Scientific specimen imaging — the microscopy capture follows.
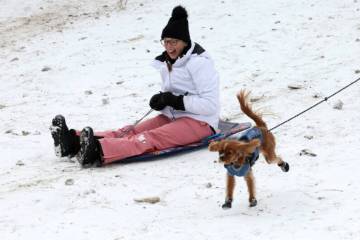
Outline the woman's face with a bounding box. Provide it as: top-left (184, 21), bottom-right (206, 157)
top-left (161, 38), bottom-right (188, 60)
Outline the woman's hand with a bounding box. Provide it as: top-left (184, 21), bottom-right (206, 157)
top-left (149, 92), bottom-right (185, 111)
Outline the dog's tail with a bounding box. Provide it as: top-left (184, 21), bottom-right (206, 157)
top-left (237, 90), bottom-right (267, 129)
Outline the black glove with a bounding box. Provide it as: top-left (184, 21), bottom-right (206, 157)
top-left (149, 93), bottom-right (166, 111)
top-left (149, 92), bottom-right (185, 111)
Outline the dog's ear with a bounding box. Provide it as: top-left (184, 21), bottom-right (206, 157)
top-left (243, 139), bottom-right (261, 154)
top-left (208, 141), bottom-right (221, 152)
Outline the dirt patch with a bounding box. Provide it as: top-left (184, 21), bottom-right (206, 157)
top-left (0, 0), bottom-right (127, 50)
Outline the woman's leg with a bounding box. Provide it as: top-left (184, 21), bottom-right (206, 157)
top-left (93, 114), bottom-right (171, 138)
top-left (100, 117), bottom-right (213, 164)
top-left (70, 114), bottom-right (172, 162)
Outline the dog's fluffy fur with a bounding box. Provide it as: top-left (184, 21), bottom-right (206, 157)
top-left (209, 90), bottom-right (289, 209)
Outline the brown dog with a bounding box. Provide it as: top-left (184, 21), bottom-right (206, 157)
top-left (209, 90), bottom-right (289, 209)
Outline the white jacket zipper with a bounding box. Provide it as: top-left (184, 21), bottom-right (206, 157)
top-left (168, 68), bottom-right (175, 120)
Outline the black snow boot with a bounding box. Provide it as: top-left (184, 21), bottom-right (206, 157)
top-left (50, 115), bottom-right (71, 157)
top-left (50, 115), bottom-right (80, 157)
top-left (77, 127), bottom-right (103, 167)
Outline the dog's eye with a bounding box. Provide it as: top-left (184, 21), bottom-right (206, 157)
top-left (219, 152), bottom-right (225, 158)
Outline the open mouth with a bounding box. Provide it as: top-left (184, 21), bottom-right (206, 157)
top-left (167, 49), bottom-right (177, 58)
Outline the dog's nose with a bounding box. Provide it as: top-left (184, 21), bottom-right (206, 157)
top-left (218, 153), bottom-right (225, 162)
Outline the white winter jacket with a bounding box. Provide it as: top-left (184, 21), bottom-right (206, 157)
top-left (152, 42), bottom-right (220, 129)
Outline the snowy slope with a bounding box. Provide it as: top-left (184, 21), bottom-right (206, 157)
top-left (1, 0), bottom-right (360, 239)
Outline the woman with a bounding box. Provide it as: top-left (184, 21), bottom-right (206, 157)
top-left (50, 5), bottom-right (220, 167)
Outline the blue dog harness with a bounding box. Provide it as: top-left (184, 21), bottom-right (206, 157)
top-left (224, 127), bottom-right (263, 177)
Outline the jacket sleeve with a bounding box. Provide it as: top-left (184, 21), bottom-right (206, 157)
top-left (183, 56), bottom-right (220, 115)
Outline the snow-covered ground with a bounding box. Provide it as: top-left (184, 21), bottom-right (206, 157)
top-left (1, 0), bottom-right (360, 239)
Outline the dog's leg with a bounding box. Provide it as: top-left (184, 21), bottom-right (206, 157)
top-left (245, 169), bottom-right (257, 207)
top-left (261, 131), bottom-right (289, 171)
top-left (263, 151), bottom-right (290, 172)
top-left (263, 148), bottom-right (280, 165)
top-left (222, 174), bottom-right (235, 209)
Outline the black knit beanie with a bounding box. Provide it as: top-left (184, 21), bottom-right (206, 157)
top-left (161, 6), bottom-right (191, 43)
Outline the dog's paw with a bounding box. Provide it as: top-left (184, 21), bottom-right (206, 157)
top-left (222, 199), bottom-right (232, 209)
top-left (249, 198), bottom-right (257, 207)
top-left (278, 161), bottom-right (290, 172)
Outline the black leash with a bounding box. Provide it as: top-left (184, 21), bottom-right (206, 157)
top-left (269, 77), bottom-right (360, 132)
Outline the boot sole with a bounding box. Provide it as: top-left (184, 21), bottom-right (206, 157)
top-left (50, 115), bottom-right (69, 157)
top-left (78, 127), bottom-right (95, 166)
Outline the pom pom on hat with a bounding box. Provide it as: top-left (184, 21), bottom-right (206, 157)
top-left (171, 5), bottom-right (188, 20)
